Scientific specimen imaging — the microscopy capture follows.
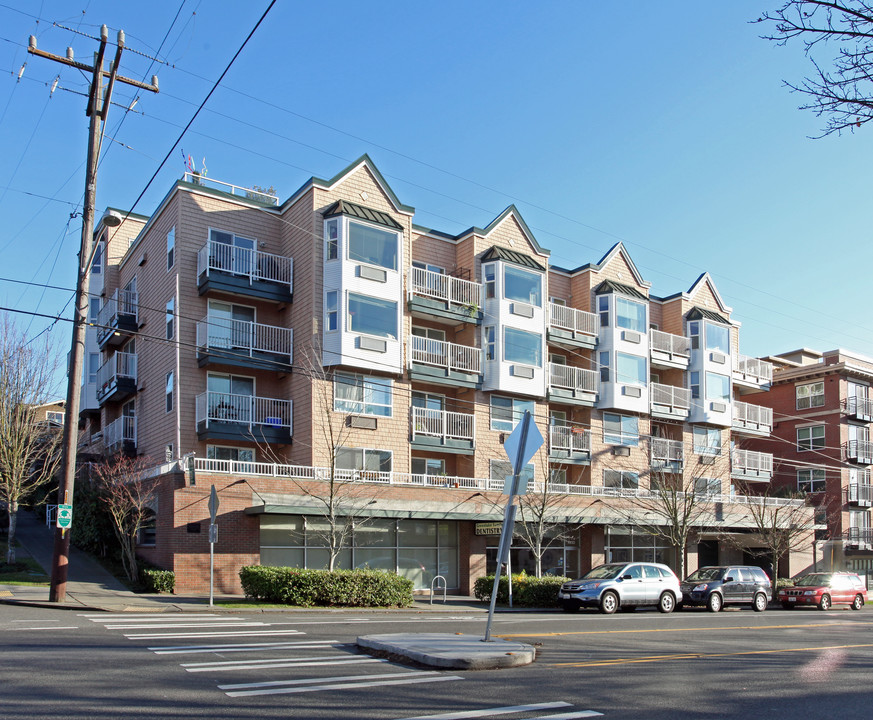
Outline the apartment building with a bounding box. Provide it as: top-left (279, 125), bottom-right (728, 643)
top-left (78, 155), bottom-right (814, 594)
top-left (749, 348), bottom-right (873, 578)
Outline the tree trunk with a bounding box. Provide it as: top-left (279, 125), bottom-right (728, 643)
top-left (5, 501), bottom-right (18, 564)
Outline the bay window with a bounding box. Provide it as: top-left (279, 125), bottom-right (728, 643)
top-left (705, 322), bottom-right (730, 353)
top-left (616, 297), bottom-right (646, 332)
top-left (616, 352), bottom-right (647, 386)
top-left (705, 372), bottom-right (730, 403)
top-left (504, 265), bottom-right (542, 306)
top-left (504, 327), bottom-right (542, 367)
top-left (348, 293), bottom-right (397, 338)
top-left (348, 220), bottom-right (398, 270)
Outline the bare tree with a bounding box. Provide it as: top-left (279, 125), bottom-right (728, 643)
top-left (722, 482), bottom-right (819, 583)
top-left (756, 1), bottom-right (873, 135)
top-left (514, 455), bottom-right (574, 577)
top-left (0, 318), bottom-right (63, 564)
top-left (91, 454), bottom-right (159, 582)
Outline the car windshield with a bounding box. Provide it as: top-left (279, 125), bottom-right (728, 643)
top-left (581, 564), bottom-right (626, 580)
top-left (794, 574), bottom-right (831, 587)
top-left (685, 567), bottom-right (725, 582)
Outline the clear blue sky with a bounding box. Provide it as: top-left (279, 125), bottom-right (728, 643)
top-left (1, 0), bottom-right (871, 379)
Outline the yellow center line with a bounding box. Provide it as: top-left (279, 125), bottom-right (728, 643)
top-left (497, 621), bottom-right (867, 639)
top-left (550, 642), bottom-right (873, 668)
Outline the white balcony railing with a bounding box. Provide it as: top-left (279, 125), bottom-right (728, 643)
top-left (733, 354), bottom-right (773, 385)
top-left (848, 440), bottom-right (873, 463)
top-left (649, 329), bottom-right (690, 359)
top-left (848, 480), bottom-right (873, 505)
top-left (411, 406), bottom-right (474, 443)
top-left (197, 240), bottom-right (292, 290)
top-left (182, 172), bottom-right (279, 205)
top-left (104, 415), bottom-right (136, 450)
top-left (650, 437), bottom-right (684, 465)
top-left (549, 363), bottom-right (598, 394)
top-left (650, 383), bottom-right (691, 410)
top-left (847, 527), bottom-right (873, 547)
top-left (408, 335), bottom-right (481, 375)
top-left (409, 267), bottom-right (482, 310)
top-left (548, 302), bottom-right (597, 337)
top-left (96, 288), bottom-right (138, 343)
top-left (549, 425), bottom-right (591, 454)
top-left (846, 395), bottom-right (873, 419)
top-left (96, 351), bottom-right (137, 391)
top-left (195, 391), bottom-right (292, 430)
top-left (732, 400), bottom-right (773, 434)
top-left (196, 316), bottom-right (293, 360)
top-left (731, 449), bottom-right (773, 478)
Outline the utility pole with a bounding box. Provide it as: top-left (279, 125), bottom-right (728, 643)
top-left (28, 25), bottom-right (158, 602)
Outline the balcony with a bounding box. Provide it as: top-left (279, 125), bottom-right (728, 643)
top-left (548, 425), bottom-right (591, 464)
top-left (95, 352), bottom-right (137, 405)
top-left (731, 449), bottom-right (773, 482)
top-left (848, 476), bottom-right (873, 507)
top-left (732, 400), bottom-right (773, 436)
top-left (732, 354), bottom-right (773, 392)
top-left (845, 395), bottom-right (873, 422)
top-left (649, 330), bottom-right (690, 370)
top-left (548, 363), bottom-right (598, 407)
top-left (650, 383), bottom-right (691, 420)
top-left (846, 526), bottom-right (873, 550)
top-left (197, 240), bottom-right (293, 302)
top-left (96, 289), bottom-right (138, 349)
top-left (410, 406), bottom-right (475, 454)
top-left (407, 335), bottom-right (482, 389)
top-left (196, 316), bottom-right (293, 372)
top-left (547, 302), bottom-right (597, 349)
top-left (407, 267), bottom-right (483, 325)
top-left (104, 415), bottom-right (136, 455)
top-left (650, 437), bottom-right (684, 474)
top-left (847, 440), bottom-right (873, 465)
top-left (195, 391), bottom-right (292, 444)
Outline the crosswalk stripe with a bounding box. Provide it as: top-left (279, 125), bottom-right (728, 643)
top-left (106, 622), bottom-right (268, 630)
top-left (81, 614), bottom-right (224, 620)
top-left (182, 653), bottom-right (363, 667)
top-left (219, 670), bottom-right (439, 691)
top-left (150, 641), bottom-right (341, 655)
top-left (124, 629), bottom-right (305, 640)
top-left (225, 674), bottom-right (462, 697)
top-left (516, 712), bottom-right (603, 720)
top-left (394, 702), bottom-right (574, 720)
top-left (186, 658), bottom-right (386, 673)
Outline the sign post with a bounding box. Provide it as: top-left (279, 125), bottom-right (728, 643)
top-left (208, 485), bottom-right (219, 607)
top-left (484, 411), bottom-right (543, 642)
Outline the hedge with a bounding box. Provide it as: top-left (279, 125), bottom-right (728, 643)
top-left (239, 566), bottom-right (414, 607)
top-left (141, 568), bottom-right (175, 594)
top-left (474, 573), bottom-right (569, 608)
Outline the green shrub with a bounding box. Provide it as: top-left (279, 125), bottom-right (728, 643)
top-left (141, 568), bottom-right (175, 594)
top-left (474, 573), bottom-right (568, 607)
top-left (238, 566), bottom-right (414, 607)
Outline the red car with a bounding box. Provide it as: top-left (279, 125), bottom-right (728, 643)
top-left (779, 572), bottom-right (867, 611)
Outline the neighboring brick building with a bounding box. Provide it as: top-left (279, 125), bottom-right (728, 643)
top-left (750, 348), bottom-right (873, 580)
top-left (78, 155), bottom-right (814, 594)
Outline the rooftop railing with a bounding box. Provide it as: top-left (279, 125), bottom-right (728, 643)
top-left (183, 172), bottom-right (279, 205)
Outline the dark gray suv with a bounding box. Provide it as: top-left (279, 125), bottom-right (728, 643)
top-left (680, 565), bottom-right (772, 612)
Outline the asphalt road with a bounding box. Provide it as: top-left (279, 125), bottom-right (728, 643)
top-left (2, 603), bottom-right (872, 720)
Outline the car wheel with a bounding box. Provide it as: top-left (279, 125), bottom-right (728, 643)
top-left (707, 593), bottom-right (723, 613)
top-left (781, 602), bottom-right (794, 610)
top-left (818, 594), bottom-right (831, 611)
top-left (658, 592), bottom-right (676, 614)
top-left (599, 591), bottom-right (619, 615)
top-left (753, 592), bottom-right (768, 612)
top-left (851, 594), bottom-right (864, 611)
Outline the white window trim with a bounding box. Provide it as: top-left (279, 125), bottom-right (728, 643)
top-left (796, 381), bottom-right (825, 410)
top-left (345, 216), bottom-right (401, 272)
top-left (602, 412), bottom-right (639, 447)
top-left (490, 395), bottom-right (535, 431)
top-left (333, 372), bottom-right (393, 417)
top-left (797, 424), bottom-right (825, 452)
top-left (347, 290), bottom-right (399, 339)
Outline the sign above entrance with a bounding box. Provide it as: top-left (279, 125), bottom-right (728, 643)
top-left (475, 522), bottom-right (503, 536)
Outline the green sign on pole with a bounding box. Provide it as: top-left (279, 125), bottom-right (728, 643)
top-left (56, 504), bottom-right (73, 530)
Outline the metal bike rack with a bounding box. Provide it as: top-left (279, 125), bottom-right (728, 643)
top-left (430, 574), bottom-right (447, 605)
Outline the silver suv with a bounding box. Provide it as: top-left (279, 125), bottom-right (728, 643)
top-left (559, 562), bottom-right (682, 614)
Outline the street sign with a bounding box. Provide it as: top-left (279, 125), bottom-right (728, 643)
top-left (208, 524), bottom-right (218, 544)
top-left (56, 504), bottom-right (73, 530)
top-left (503, 411), bottom-right (544, 474)
top-left (208, 485), bottom-right (219, 524)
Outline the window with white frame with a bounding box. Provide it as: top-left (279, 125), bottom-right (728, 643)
top-left (165, 372), bottom-right (174, 413)
top-left (490, 460), bottom-right (535, 488)
top-left (207, 445), bottom-right (254, 462)
top-left (484, 264), bottom-right (496, 299)
top-left (689, 371), bottom-right (700, 399)
top-left (491, 396), bottom-right (535, 431)
top-left (705, 372), bottom-right (731, 403)
top-left (549, 353), bottom-right (567, 365)
top-left (705, 322), bottom-right (730, 353)
top-left (325, 291), bottom-right (338, 332)
top-left (325, 218), bottom-right (338, 261)
top-left (796, 381), bottom-right (825, 409)
top-left (797, 425), bottom-right (825, 451)
top-left (694, 477), bottom-right (721, 495)
top-left (46, 411), bottom-right (64, 424)
top-left (89, 299), bottom-right (100, 323)
top-left (412, 260), bottom-right (444, 274)
top-left (336, 447), bottom-right (392, 473)
top-left (693, 426), bottom-right (721, 455)
top-left (798, 468), bottom-right (827, 493)
top-left (616, 297), bottom-right (646, 332)
top-left (166, 226), bottom-right (175, 270)
top-left (598, 296), bottom-right (609, 327)
top-left (550, 467), bottom-right (567, 484)
top-left (348, 293), bottom-right (397, 338)
top-left (165, 298), bottom-right (174, 340)
top-left (333, 372), bottom-right (392, 417)
top-left (412, 457), bottom-right (445, 477)
top-left (616, 352), bottom-right (647, 386)
top-left (688, 320), bottom-right (700, 350)
top-left (504, 265), bottom-right (542, 307)
top-left (484, 326), bottom-right (496, 361)
top-left (92, 239), bottom-right (103, 274)
top-left (504, 327), bottom-right (542, 367)
top-left (603, 413), bottom-right (639, 446)
top-left (88, 353), bottom-right (99, 384)
top-left (600, 351), bottom-right (610, 383)
top-left (603, 470), bottom-right (639, 489)
top-left (348, 220), bottom-right (399, 270)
